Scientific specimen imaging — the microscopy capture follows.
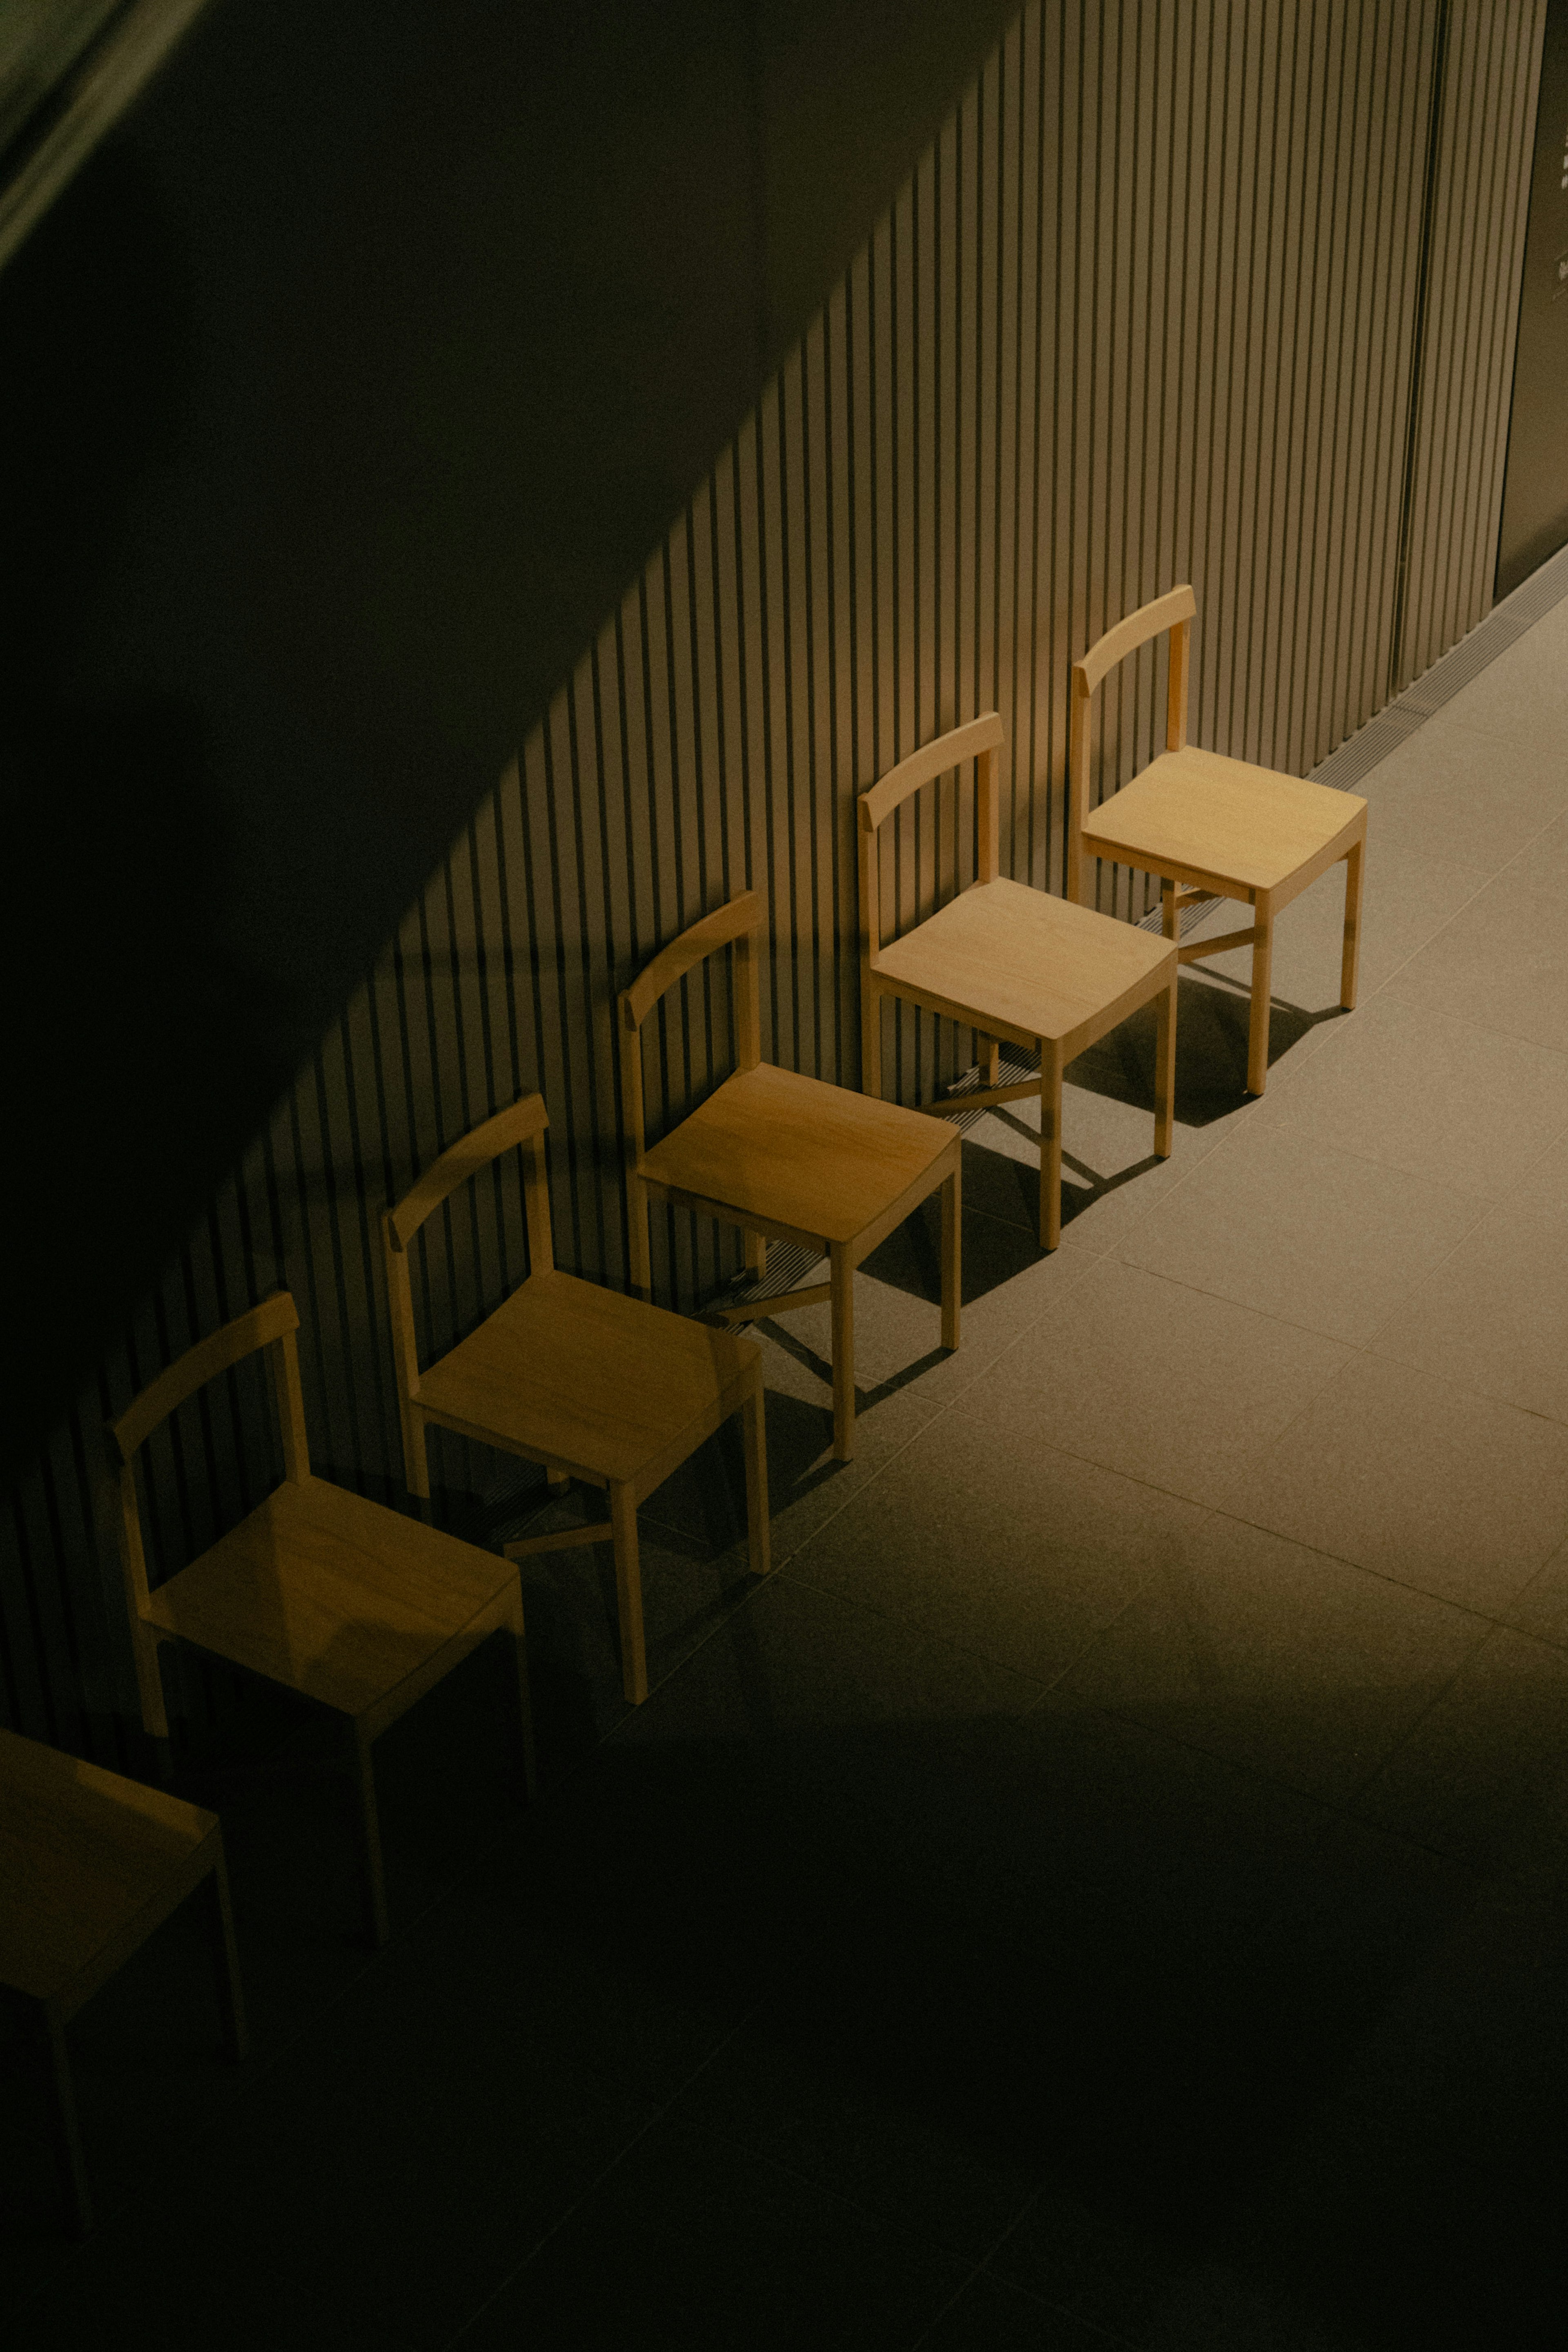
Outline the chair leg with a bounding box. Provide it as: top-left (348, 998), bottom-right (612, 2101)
top-left (744, 1230), bottom-right (767, 1278)
top-left (940, 1161), bottom-right (962, 1351)
top-left (741, 1381), bottom-right (771, 1577)
top-left (132, 1619), bottom-right (171, 1743)
top-left (1341, 838), bottom-right (1364, 1009)
top-left (205, 1846), bottom-right (249, 2062)
top-left (1247, 894), bottom-right (1274, 1095)
top-left (976, 1031), bottom-right (1000, 1086)
top-left (610, 1480), bottom-right (649, 1704)
top-left (508, 1590), bottom-right (539, 1800)
top-left (627, 1180), bottom-right (653, 1302)
top-left (349, 1724), bottom-right (390, 1947)
top-left (40, 2005), bottom-right (93, 2238)
top-left (402, 1398), bottom-right (432, 1503)
top-left (1154, 964), bottom-right (1177, 1158)
top-left (1161, 874), bottom-right (1178, 941)
top-left (1039, 1041), bottom-right (1064, 1251)
top-left (829, 1240), bottom-right (855, 1461)
top-left (861, 975), bottom-right (882, 1099)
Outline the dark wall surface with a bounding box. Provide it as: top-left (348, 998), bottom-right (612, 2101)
top-left (1497, 0), bottom-right (1568, 595)
top-left (0, 0), bottom-right (1016, 1475)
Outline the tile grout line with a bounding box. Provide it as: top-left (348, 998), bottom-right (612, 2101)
top-left (440, 1939), bottom-right (1057, 2352)
top-left (436, 1999), bottom-right (769, 2352)
top-left (760, 1257), bottom-right (1568, 1685)
top-left (904, 2195), bottom-right (1149, 2352)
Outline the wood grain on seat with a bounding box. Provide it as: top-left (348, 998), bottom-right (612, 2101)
top-left (1071, 589), bottom-right (1368, 1095)
top-left (859, 715), bottom-right (1178, 1251)
top-left (0, 1726), bottom-right (246, 2236)
top-left (621, 893), bottom-right (961, 1463)
top-left (109, 1291), bottom-right (534, 1951)
top-left (385, 1096), bottom-right (771, 1704)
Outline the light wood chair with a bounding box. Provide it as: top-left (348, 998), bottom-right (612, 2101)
top-left (108, 1291), bottom-right (533, 1948)
top-left (1071, 585), bottom-right (1368, 1095)
top-left (859, 713), bottom-right (1178, 1251)
top-left (384, 1091), bottom-right (769, 1706)
top-left (620, 890), bottom-right (961, 1464)
top-left (0, 1725), bottom-right (247, 2236)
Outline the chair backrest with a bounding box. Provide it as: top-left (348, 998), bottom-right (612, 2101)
top-left (617, 891), bottom-right (763, 1173)
top-left (856, 713), bottom-right (1005, 968)
top-left (381, 1094), bottom-right (554, 1389)
top-left (106, 1290), bottom-right (310, 1627)
top-left (1068, 584), bottom-right (1196, 900)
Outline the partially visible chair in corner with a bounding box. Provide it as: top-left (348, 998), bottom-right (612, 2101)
top-left (620, 889), bottom-right (961, 1464)
top-left (0, 1724), bottom-right (247, 2235)
top-left (383, 1090), bottom-right (769, 1706)
top-left (1071, 584), bottom-right (1367, 1095)
top-left (859, 712), bottom-right (1178, 1251)
top-left (107, 1291), bottom-right (533, 1948)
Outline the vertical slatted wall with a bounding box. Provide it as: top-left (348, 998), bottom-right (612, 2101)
top-left (1400, 0), bottom-right (1545, 683)
top-left (1, 0), bottom-right (1545, 1760)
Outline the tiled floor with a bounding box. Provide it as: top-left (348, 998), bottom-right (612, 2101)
top-left (7, 600), bottom-right (1568, 2348)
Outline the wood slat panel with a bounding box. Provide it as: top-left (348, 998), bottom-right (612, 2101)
top-left (4, 0), bottom-right (1545, 1757)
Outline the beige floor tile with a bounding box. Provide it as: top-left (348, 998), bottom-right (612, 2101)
top-left (959, 1096), bottom-right (1224, 1258)
top-left (1510, 1133), bottom-right (1568, 1224)
top-left (1494, 801), bottom-right (1568, 896)
top-left (990, 1258), bottom-right (1352, 1509)
top-left (785, 1397), bottom-right (1215, 1683)
top-left (1156, 948), bottom-right (1366, 1103)
top-left (1048, 1513), bottom-right (1489, 1801)
top-left (956, 986), bottom-right (1295, 1256)
top-left (1118, 1123), bottom-right (1482, 1343)
top-left (735, 1208), bottom-right (1104, 1563)
top-left (1247, 993), bottom-right (1568, 1197)
top-left (1428, 626), bottom-right (1568, 754)
top-left (1349, 712), bottom-right (1568, 870)
top-left (1218, 1353), bottom-right (1568, 1612)
top-left (1169, 962), bottom-right (1352, 1093)
top-left (1350, 1626), bottom-right (1568, 1866)
top-left (1370, 1202), bottom-right (1568, 1423)
top-left (612, 1573), bottom-right (1043, 1751)
top-left (1178, 833), bottom-right (1481, 1008)
top-left (1381, 865), bottom-right (1568, 1052)
top-left (1502, 1535), bottom-right (1568, 1652)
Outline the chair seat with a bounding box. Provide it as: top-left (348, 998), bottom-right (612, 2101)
top-left (1081, 745), bottom-right (1366, 895)
top-left (874, 875), bottom-right (1174, 1054)
top-left (641, 1061), bottom-right (955, 1245)
top-left (0, 1728), bottom-right (218, 2006)
top-left (143, 1474), bottom-right (517, 1718)
top-left (417, 1266), bottom-right (757, 1488)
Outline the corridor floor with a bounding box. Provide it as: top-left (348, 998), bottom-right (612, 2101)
top-left (7, 592), bottom-right (1568, 2349)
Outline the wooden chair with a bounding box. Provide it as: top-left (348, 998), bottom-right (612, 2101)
top-left (620, 890), bottom-right (961, 1464)
top-left (0, 1726), bottom-right (247, 2236)
top-left (859, 713), bottom-right (1178, 1251)
top-left (1071, 585), bottom-right (1368, 1095)
top-left (108, 1291), bottom-right (533, 1948)
top-left (384, 1091), bottom-right (769, 1706)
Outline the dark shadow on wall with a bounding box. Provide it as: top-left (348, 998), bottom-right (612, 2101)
top-left (0, 142), bottom-right (292, 1462)
top-left (4, 704), bottom-right (292, 1453)
top-left (0, 0), bottom-right (1017, 1478)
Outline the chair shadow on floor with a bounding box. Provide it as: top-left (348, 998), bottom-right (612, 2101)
top-left (1068, 965), bottom-right (1347, 1125)
top-left (469, 1404), bottom-right (798, 1748)
top-left (393, 948), bottom-right (1366, 1738)
top-left (870, 967), bottom-right (1352, 1275)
